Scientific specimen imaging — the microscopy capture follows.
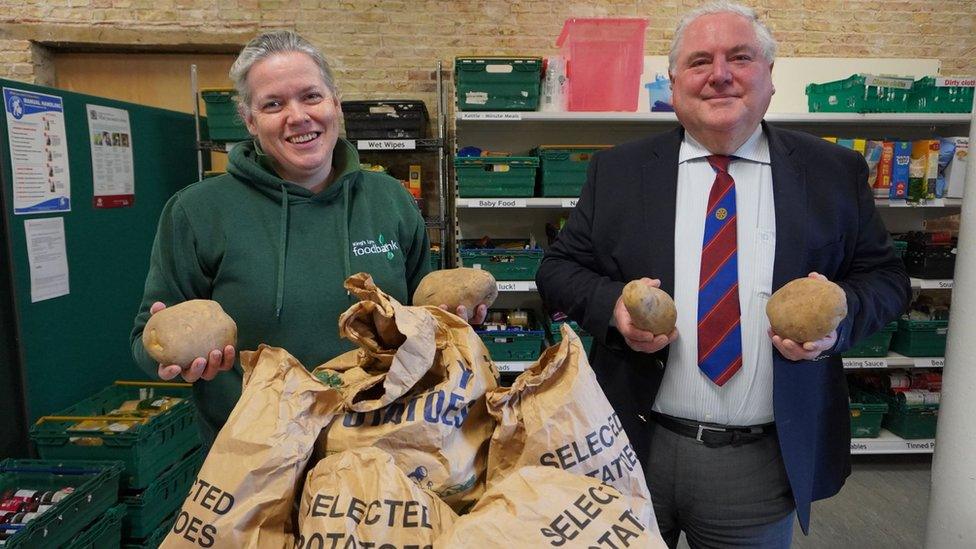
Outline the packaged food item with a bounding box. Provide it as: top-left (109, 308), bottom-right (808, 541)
top-left (890, 141), bottom-right (912, 199)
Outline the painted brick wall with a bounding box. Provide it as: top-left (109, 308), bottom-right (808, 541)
top-left (0, 0), bottom-right (974, 112)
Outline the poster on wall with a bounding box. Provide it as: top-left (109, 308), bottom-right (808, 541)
top-left (24, 217), bottom-right (70, 303)
top-left (3, 87), bottom-right (71, 214)
top-left (87, 104), bottom-right (135, 208)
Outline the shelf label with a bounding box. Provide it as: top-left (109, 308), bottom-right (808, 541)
top-left (913, 357), bottom-right (945, 368)
top-left (844, 358), bottom-right (888, 369)
top-left (850, 441), bottom-right (869, 451)
top-left (561, 198), bottom-right (579, 208)
top-left (357, 139), bottom-right (415, 150)
top-left (918, 279), bottom-right (953, 290)
top-left (460, 112), bottom-right (523, 121)
top-left (496, 281), bottom-right (535, 292)
top-left (495, 361), bottom-right (527, 373)
top-left (864, 75), bottom-right (914, 89)
top-left (935, 77), bottom-right (976, 87)
top-left (470, 198), bottom-right (526, 208)
top-left (906, 440), bottom-right (935, 451)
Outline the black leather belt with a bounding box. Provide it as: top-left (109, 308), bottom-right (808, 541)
top-left (650, 412), bottom-right (775, 448)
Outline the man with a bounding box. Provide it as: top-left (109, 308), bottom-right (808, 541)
top-left (535, 2), bottom-right (910, 547)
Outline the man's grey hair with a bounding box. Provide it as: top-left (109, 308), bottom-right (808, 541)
top-left (668, 1), bottom-right (777, 73)
top-left (229, 30), bottom-right (337, 114)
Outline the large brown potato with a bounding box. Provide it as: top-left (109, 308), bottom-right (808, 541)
top-left (766, 277), bottom-right (847, 343)
top-left (412, 268), bottom-right (498, 320)
top-left (142, 300), bottom-right (237, 366)
top-left (622, 280), bottom-right (677, 334)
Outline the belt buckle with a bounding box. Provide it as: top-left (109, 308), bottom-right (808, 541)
top-left (695, 424), bottom-right (727, 443)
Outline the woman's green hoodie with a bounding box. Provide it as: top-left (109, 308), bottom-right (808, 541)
top-left (130, 138), bottom-right (430, 442)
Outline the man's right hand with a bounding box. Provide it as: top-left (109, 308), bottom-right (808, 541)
top-left (150, 301), bottom-right (236, 382)
top-left (613, 280), bottom-right (678, 353)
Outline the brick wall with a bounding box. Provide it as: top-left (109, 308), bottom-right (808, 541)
top-left (0, 0), bottom-right (974, 113)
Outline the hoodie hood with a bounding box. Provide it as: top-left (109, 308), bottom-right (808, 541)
top-left (227, 138), bottom-right (363, 317)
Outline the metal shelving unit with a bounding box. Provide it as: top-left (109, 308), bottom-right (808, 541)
top-left (450, 109), bottom-right (965, 452)
top-left (191, 63), bottom-right (450, 266)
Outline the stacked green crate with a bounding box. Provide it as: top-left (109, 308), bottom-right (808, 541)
top-left (881, 392), bottom-right (939, 439)
top-left (30, 381), bottom-right (200, 490)
top-left (0, 460), bottom-right (124, 548)
top-left (479, 327), bottom-right (545, 361)
top-left (889, 318), bottom-right (948, 357)
top-left (910, 77), bottom-right (975, 113)
top-left (65, 503), bottom-right (126, 549)
top-left (848, 389), bottom-right (888, 438)
top-left (843, 321), bottom-right (897, 357)
top-left (455, 57), bottom-right (542, 111)
top-left (122, 513), bottom-right (176, 549)
top-left (548, 320), bottom-right (593, 354)
top-left (455, 156), bottom-right (539, 197)
top-left (200, 88), bottom-right (250, 142)
top-left (536, 145), bottom-right (610, 197)
top-left (429, 248), bottom-right (442, 271)
top-left (458, 246), bottom-right (543, 281)
top-left (806, 74), bottom-right (913, 113)
top-left (122, 447), bottom-right (205, 541)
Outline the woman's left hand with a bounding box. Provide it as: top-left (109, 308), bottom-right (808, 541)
top-left (439, 303), bottom-right (488, 325)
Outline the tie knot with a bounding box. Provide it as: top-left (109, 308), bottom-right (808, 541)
top-left (707, 155), bottom-right (731, 174)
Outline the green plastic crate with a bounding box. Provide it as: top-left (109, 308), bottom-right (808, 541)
top-left (455, 57), bottom-right (542, 111)
top-left (910, 77), bottom-right (975, 113)
top-left (459, 248), bottom-right (543, 281)
top-left (893, 240), bottom-right (907, 258)
top-left (849, 390), bottom-right (888, 438)
top-left (478, 327), bottom-right (545, 361)
top-left (843, 321), bottom-right (897, 358)
top-left (537, 145), bottom-right (609, 197)
top-left (122, 446), bottom-right (205, 540)
top-left (65, 503), bottom-right (126, 549)
top-left (889, 318), bottom-right (948, 357)
top-left (0, 459), bottom-right (124, 549)
top-left (31, 381), bottom-right (200, 490)
top-left (881, 393), bottom-right (938, 439)
top-left (122, 512), bottom-right (175, 549)
top-left (806, 74), bottom-right (913, 113)
top-left (455, 156), bottom-right (538, 197)
top-left (547, 321), bottom-right (594, 354)
top-left (429, 249), bottom-right (442, 271)
top-left (200, 88), bottom-right (250, 142)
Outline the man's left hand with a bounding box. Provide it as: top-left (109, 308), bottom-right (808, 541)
top-left (439, 303), bottom-right (488, 325)
top-left (769, 328), bottom-right (837, 361)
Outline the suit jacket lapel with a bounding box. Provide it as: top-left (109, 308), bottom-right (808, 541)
top-left (642, 128), bottom-right (681, 296)
top-left (767, 123), bottom-right (807, 290)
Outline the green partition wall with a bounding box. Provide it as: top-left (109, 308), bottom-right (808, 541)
top-left (0, 78), bottom-right (199, 440)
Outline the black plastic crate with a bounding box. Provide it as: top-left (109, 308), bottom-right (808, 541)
top-left (342, 100), bottom-right (428, 140)
top-left (901, 232), bottom-right (956, 279)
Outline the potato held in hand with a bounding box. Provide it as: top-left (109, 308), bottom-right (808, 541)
top-left (766, 277), bottom-right (847, 343)
top-left (142, 300), bottom-right (237, 367)
top-left (412, 268), bottom-right (498, 320)
top-left (622, 280), bottom-right (677, 334)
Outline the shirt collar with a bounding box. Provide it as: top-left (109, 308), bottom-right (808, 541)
top-left (679, 125), bottom-right (770, 165)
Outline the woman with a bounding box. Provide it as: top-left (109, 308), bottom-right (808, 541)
top-left (130, 30), bottom-right (471, 444)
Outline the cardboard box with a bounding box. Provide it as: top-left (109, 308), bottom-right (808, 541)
top-left (912, 139), bottom-right (940, 199)
top-left (890, 141), bottom-right (911, 199)
top-left (874, 141), bottom-right (894, 198)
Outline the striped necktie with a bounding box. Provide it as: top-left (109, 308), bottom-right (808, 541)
top-left (698, 155), bottom-right (742, 386)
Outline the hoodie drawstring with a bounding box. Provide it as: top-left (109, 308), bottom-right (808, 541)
top-left (342, 179), bottom-right (352, 299)
top-left (275, 184), bottom-right (289, 318)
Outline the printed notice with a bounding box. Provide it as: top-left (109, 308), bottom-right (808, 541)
top-left (4, 87), bottom-right (71, 214)
top-left (24, 217), bottom-right (70, 302)
top-left (87, 104), bottom-right (135, 208)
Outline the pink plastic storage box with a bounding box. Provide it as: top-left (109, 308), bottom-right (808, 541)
top-left (556, 18), bottom-right (648, 112)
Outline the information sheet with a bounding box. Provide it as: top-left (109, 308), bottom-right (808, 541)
top-left (3, 87), bottom-right (71, 214)
top-left (24, 217), bottom-right (70, 302)
top-left (87, 104), bottom-right (135, 208)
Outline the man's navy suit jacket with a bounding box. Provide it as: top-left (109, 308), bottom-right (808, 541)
top-left (536, 123), bottom-right (911, 532)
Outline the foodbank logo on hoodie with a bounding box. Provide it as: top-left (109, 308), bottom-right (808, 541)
top-left (352, 234), bottom-right (399, 260)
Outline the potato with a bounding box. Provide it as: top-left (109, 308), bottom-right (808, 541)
top-left (622, 280), bottom-right (677, 334)
top-left (142, 299), bottom-right (237, 367)
top-left (766, 277), bottom-right (847, 343)
top-left (412, 268), bottom-right (498, 320)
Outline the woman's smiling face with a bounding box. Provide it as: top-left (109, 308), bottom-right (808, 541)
top-left (242, 51), bottom-right (342, 190)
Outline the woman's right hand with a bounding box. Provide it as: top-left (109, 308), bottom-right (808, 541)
top-left (150, 301), bottom-right (236, 382)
